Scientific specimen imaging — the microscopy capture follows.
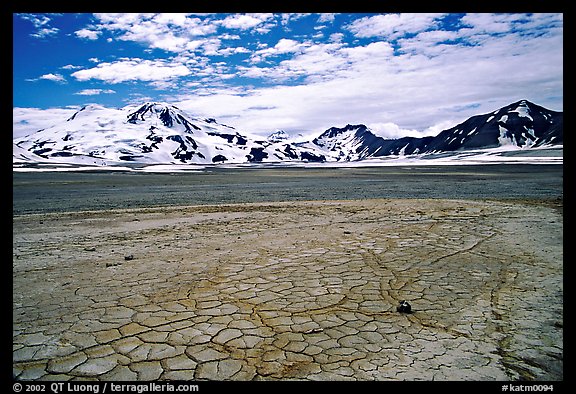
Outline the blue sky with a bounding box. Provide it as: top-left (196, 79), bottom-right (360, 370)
top-left (13, 13), bottom-right (563, 138)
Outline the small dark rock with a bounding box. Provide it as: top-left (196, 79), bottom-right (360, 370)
top-left (124, 254), bottom-right (134, 261)
top-left (396, 300), bottom-right (412, 314)
top-left (553, 321), bottom-right (563, 329)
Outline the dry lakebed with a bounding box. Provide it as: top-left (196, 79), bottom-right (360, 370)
top-left (12, 165), bottom-right (563, 381)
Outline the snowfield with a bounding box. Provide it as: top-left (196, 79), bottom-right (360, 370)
top-left (13, 145), bottom-right (563, 173)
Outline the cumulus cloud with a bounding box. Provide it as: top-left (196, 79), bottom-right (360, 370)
top-left (84, 13), bottom-right (277, 54)
top-left (75, 28), bottom-right (101, 40)
top-left (71, 58), bottom-right (191, 84)
top-left (250, 38), bottom-right (308, 62)
top-left (90, 13), bottom-right (218, 53)
top-left (219, 13), bottom-right (274, 30)
top-left (152, 13), bottom-right (190, 27)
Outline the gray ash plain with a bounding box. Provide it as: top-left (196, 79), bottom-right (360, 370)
top-left (13, 164), bottom-right (563, 215)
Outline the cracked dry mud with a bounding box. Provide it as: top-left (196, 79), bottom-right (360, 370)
top-left (13, 198), bottom-right (562, 381)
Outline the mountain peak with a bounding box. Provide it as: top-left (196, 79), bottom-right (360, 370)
top-left (139, 101), bottom-right (180, 112)
top-left (503, 99), bottom-right (551, 114)
top-left (267, 130), bottom-right (289, 143)
top-left (126, 101), bottom-right (198, 132)
top-left (312, 124), bottom-right (383, 161)
top-left (66, 104), bottom-right (109, 121)
top-left (319, 124), bottom-right (368, 139)
top-left (128, 102), bottom-right (178, 118)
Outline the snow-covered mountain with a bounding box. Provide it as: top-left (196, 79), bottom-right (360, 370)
top-left (13, 102), bottom-right (326, 165)
top-left (267, 130), bottom-right (290, 143)
top-left (14, 100), bottom-right (562, 166)
top-left (420, 99), bottom-right (562, 152)
top-left (307, 124), bottom-right (433, 160)
top-left (309, 100), bottom-right (562, 160)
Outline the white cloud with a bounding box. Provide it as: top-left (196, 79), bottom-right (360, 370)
top-left (19, 14), bottom-right (51, 28)
top-left (71, 58), bottom-right (191, 84)
top-left (422, 120), bottom-right (459, 136)
top-left (218, 46), bottom-right (251, 56)
top-left (367, 122), bottom-right (422, 139)
top-left (39, 73), bottom-right (66, 83)
top-left (458, 13), bottom-right (563, 45)
top-left (75, 13), bottom-right (276, 55)
top-left (19, 14), bottom-right (60, 38)
top-left (329, 33), bottom-right (344, 43)
top-left (220, 13), bottom-right (275, 30)
top-left (152, 13), bottom-right (190, 27)
top-left (251, 38), bottom-right (308, 62)
top-left (280, 13), bottom-right (310, 26)
top-left (341, 41), bottom-right (394, 59)
top-left (245, 40), bottom-right (394, 84)
top-left (90, 13), bottom-right (219, 53)
top-left (219, 14), bottom-right (259, 30)
top-left (275, 38), bottom-right (304, 53)
top-left (317, 13), bottom-right (336, 24)
top-left (347, 13), bottom-right (445, 39)
top-left (75, 28), bottom-right (100, 40)
top-left (31, 27), bottom-right (59, 38)
top-left (198, 38), bottom-right (222, 55)
top-left (74, 89), bottom-right (116, 95)
top-left (460, 13), bottom-right (525, 35)
top-left (367, 120), bottom-right (455, 139)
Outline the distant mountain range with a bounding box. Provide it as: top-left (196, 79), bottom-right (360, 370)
top-left (306, 100), bottom-right (562, 161)
top-left (13, 99), bottom-right (562, 166)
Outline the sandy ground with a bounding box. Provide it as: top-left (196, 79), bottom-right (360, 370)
top-left (13, 198), bottom-right (562, 381)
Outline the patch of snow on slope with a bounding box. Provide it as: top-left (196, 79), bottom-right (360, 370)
top-left (498, 125), bottom-right (518, 147)
top-left (509, 100), bottom-right (533, 120)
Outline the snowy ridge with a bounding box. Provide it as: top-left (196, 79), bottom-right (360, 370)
top-left (311, 99), bottom-right (562, 161)
top-left (14, 100), bottom-right (562, 168)
top-left (14, 102), bottom-right (326, 166)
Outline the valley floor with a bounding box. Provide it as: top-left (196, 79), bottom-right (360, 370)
top-left (13, 195), bottom-right (563, 381)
